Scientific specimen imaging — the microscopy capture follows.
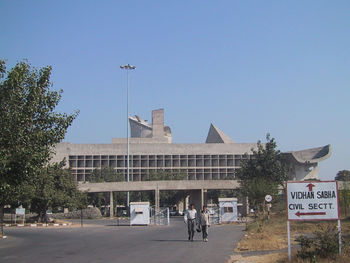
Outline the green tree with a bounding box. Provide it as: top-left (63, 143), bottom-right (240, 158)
top-left (159, 190), bottom-right (185, 207)
top-left (335, 170), bottom-right (350, 181)
top-left (86, 168), bottom-right (125, 215)
top-left (88, 192), bottom-right (109, 214)
top-left (237, 134), bottom-right (289, 215)
top-left (29, 162), bottom-right (87, 222)
top-left (148, 170), bottom-right (187, 181)
top-left (87, 167), bottom-right (125, 182)
top-left (0, 59), bottom-right (78, 233)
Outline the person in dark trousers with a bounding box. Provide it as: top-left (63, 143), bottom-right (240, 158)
top-left (199, 206), bottom-right (210, 242)
top-left (184, 203), bottom-right (197, 241)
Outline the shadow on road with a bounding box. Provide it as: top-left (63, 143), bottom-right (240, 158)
top-left (105, 224), bottom-right (130, 227)
top-left (151, 239), bottom-right (201, 242)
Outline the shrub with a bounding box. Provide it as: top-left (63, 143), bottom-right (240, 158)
top-left (295, 235), bottom-right (316, 261)
top-left (314, 225), bottom-right (339, 258)
top-left (296, 225), bottom-right (341, 261)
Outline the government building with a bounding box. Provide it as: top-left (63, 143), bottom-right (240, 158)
top-left (52, 109), bottom-right (331, 182)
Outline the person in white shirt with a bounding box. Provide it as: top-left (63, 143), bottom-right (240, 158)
top-left (199, 206), bottom-right (210, 242)
top-left (184, 204), bottom-right (197, 241)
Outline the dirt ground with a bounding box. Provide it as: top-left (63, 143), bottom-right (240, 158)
top-left (230, 207), bottom-right (350, 263)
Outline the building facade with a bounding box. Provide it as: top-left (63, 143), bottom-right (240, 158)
top-left (52, 109), bottom-right (331, 182)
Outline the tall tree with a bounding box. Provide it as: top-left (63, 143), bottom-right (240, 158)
top-left (0, 59), bottom-right (78, 233)
top-left (237, 134), bottom-right (289, 214)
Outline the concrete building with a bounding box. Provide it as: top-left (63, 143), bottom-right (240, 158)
top-left (53, 108), bottom-right (331, 183)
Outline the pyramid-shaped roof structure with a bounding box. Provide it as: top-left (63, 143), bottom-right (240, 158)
top-left (205, 124), bottom-right (234, 143)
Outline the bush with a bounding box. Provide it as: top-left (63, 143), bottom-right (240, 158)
top-left (295, 235), bottom-right (317, 262)
top-left (296, 225), bottom-right (341, 261)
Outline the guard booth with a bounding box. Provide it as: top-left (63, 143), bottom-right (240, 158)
top-left (130, 202), bottom-right (150, 226)
top-left (218, 198), bottom-right (238, 222)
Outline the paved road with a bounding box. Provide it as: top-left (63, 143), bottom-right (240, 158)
top-left (0, 218), bottom-right (244, 263)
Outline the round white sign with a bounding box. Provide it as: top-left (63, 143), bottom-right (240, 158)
top-left (265, 195), bottom-right (272, 202)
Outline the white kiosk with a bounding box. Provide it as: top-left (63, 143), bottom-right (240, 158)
top-left (218, 198), bottom-right (238, 222)
top-left (130, 202), bottom-right (150, 226)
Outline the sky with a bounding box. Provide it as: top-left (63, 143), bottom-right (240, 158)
top-left (1, 1), bottom-right (349, 180)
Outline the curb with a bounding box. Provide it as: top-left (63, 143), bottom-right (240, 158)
top-left (3, 223), bottom-right (72, 227)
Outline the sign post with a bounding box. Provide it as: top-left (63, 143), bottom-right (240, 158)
top-left (286, 181), bottom-right (340, 261)
top-left (265, 195), bottom-right (272, 220)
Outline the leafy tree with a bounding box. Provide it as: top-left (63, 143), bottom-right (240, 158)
top-left (159, 190), bottom-right (185, 207)
top-left (88, 192), bottom-right (109, 215)
top-left (148, 170), bottom-right (187, 181)
top-left (237, 134), bottom-right (289, 215)
top-left (0, 59), bottom-right (78, 233)
top-left (335, 170), bottom-right (350, 181)
top-left (29, 162), bottom-right (87, 222)
top-left (87, 167), bottom-right (125, 182)
top-left (86, 168), bottom-right (125, 215)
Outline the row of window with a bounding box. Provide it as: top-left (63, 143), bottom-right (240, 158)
top-left (68, 154), bottom-right (250, 168)
top-left (68, 154), bottom-right (250, 160)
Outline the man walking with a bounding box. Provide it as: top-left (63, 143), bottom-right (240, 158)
top-left (199, 206), bottom-right (210, 242)
top-left (184, 204), bottom-right (197, 241)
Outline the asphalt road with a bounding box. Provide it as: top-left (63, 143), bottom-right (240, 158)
top-left (0, 217), bottom-right (245, 263)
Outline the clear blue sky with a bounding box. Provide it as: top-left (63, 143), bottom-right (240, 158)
top-left (1, 1), bottom-right (349, 180)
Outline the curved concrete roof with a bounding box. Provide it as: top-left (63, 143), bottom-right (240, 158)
top-left (285, 144), bottom-right (331, 164)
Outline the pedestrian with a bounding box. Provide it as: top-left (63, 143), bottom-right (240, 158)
top-left (184, 203), bottom-right (197, 241)
top-left (199, 206), bottom-right (210, 242)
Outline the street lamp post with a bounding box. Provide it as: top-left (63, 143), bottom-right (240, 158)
top-left (120, 64), bottom-right (136, 210)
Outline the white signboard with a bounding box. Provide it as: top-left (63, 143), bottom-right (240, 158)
top-left (287, 181), bottom-right (339, 221)
top-left (15, 208), bottom-right (25, 215)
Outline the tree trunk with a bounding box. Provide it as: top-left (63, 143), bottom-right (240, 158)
top-left (0, 205), bottom-right (4, 237)
top-left (38, 211), bottom-right (44, 223)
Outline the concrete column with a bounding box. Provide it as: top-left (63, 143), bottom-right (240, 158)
top-left (203, 189), bottom-right (208, 207)
top-left (200, 189), bottom-right (204, 209)
top-left (109, 191), bottom-right (114, 218)
top-left (155, 188), bottom-right (160, 211)
top-left (184, 195), bottom-right (190, 211)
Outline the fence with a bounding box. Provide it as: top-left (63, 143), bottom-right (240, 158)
top-left (150, 207), bottom-right (170, 226)
top-left (208, 207), bottom-right (221, 225)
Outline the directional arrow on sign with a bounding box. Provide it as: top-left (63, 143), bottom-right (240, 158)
top-left (306, 183), bottom-right (315, 191)
top-left (295, 211), bottom-right (326, 217)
